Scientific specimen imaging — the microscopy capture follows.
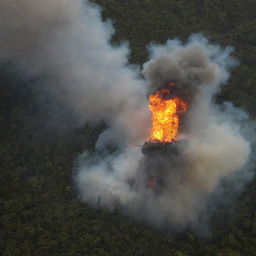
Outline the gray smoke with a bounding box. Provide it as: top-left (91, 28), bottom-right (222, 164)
top-left (0, 0), bottom-right (150, 143)
top-left (143, 35), bottom-right (234, 96)
top-left (1, 0), bottom-right (253, 232)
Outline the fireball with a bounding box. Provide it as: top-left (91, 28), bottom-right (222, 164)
top-left (148, 84), bottom-right (188, 142)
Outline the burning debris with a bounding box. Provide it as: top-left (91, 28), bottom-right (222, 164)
top-left (143, 80), bottom-right (189, 154)
top-left (142, 81), bottom-right (189, 190)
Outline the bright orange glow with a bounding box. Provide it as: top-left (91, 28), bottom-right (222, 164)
top-left (148, 86), bottom-right (188, 143)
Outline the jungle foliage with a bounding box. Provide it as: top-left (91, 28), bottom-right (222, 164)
top-left (1, 0), bottom-right (256, 255)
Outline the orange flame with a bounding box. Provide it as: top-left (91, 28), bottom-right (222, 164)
top-left (148, 85), bottom-right (188, 143)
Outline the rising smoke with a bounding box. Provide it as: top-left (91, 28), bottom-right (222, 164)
top-left (0, 0), bottom-right (253, 232)
top-left (77, 35), bottom-right (252, 231)
top-left (0, 0), bottom-right (150, 141)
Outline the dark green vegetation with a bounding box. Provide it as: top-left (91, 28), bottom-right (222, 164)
top-left (1, 0), bottom-right (256, 255)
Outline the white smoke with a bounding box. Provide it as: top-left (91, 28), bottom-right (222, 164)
top-left (0, 0), bottom-right (253, 231)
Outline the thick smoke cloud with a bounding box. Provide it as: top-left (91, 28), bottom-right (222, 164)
top-left (143, 36), bottom-right (236, 96)
top-left (76, 34), bottom-right (252, 231)
top-left (0, 0), bottom-right (253, 232)
top-left (0, 0), bottom-right (150, 143)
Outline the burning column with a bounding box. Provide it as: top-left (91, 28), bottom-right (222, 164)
top-left (141, 82), bottom-right (188, 191)
top-left (143, 81), bottom-right (188, 152)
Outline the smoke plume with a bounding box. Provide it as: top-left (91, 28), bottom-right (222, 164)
top-left (0, 0), bottom-right (254, 232)
top-left (0, 0), bottom-right (150, 142)
top-left (77, 35), bottom-right (252, 231)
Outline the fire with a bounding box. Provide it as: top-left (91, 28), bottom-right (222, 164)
top-left (148, 84), bottom-right (188, 143)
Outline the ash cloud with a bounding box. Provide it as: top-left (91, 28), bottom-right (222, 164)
top-left (1, 0), bottom-right (254, 232)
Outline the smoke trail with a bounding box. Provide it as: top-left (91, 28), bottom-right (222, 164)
top-left (0, 0), bottom-right (253, 231)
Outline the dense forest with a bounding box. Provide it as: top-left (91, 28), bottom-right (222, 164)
top-left (1, 0), bottom-right (256, 255)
